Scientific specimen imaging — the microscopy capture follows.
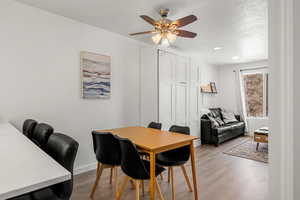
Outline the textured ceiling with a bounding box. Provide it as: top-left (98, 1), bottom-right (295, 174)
top-left (16, 0), bottom-right (268, 65)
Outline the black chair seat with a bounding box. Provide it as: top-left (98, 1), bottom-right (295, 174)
top-left (31, 188), bottom-right (61, 200)
top-left (8, 194), bottom-right (31, 200)
top-left (10, 189), bottom-right (64, 200)
top-left (134, 160), bottom-right (165, 180)
top-left (117, 136), bottom-right (165, 181)
top-left (156, 153), bottom-right (188, 166)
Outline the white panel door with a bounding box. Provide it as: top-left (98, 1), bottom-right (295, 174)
top-left (158, 51), bottom-right (190, 130)
top-left (175, 84), bottom-right (187, 125)
top-left (174, 55), bottom-right (189, 126)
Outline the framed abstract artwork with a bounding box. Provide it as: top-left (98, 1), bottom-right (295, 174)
top-left (80, 51), bottom-right (111, 99)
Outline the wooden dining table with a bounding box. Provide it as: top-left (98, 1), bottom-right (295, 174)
top-left (96, 126), bottom-right (199, 200)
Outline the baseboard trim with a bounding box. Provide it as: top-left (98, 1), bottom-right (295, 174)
top-left (74, 162), bottom-right (97, 175)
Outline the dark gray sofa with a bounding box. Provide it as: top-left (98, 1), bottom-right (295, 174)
top-left (201, 108), bottom-right (245, 146)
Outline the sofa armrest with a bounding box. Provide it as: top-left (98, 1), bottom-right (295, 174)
top-left (201, 119), bottom-right (212, 142)
top-left (235, 115), bottom-right (241, 121)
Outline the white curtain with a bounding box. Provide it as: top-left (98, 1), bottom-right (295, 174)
top-left (234, 68), bottom-right (249, 132)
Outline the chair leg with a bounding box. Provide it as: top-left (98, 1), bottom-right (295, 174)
top-left (90, 163), bottom-right (104, 198)
top-left (110, 167), bottom-right (113, 184)
top-left (114, 167), bottom-right (119, 198)
top-left (116, 176), bottom-right (130, 200)
top-left (130, 179), bottom-right (135, 189)
top-left (141, 180), bottom-right (145, 197)
top-left (160, 173), bottom-right (164, 180)
top-left (170, 167), bottom-right (175, 200)
top-left (180, 165), bottom-right (193, 192)
top-left (135, 180), bottom-right (140, 200)
top-left (155, 178), bottom-right (165, 200)
top-left (96, 162), bottom-right (100, 174)
top-left (168, 167), bottom-right (171, 183)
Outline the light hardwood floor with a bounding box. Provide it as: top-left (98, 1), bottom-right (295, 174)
top-left (71, 136), bottom-right (268, 200)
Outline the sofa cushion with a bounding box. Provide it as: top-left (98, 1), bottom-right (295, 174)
top-left (214, 125), bottom-right (232, 134)
top-left (221, 109), bottom-right (238, 124)
top-left (215, 117), bottom-right (225, 126)
top-left (230, 122), bottom-right (245, 130)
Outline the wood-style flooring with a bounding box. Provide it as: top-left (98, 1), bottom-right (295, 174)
top-left (71, 136), bottom-right (268, 200)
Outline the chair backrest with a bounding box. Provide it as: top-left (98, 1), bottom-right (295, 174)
top-left (167, 125), bottom-right (191, 161)
top-left (46, 133), bottom-right (79, 199)
top-left (148, 122), bottom-right (162, 130)
top-left (91, 131), bottom-right (121, 166)
top-left (31, 123), bottom-right (54, 149)
top-left (169, 125), bottom-right (190, 135)
top-left (117, 136), bottom-right (149, 180)
top-left (22, 119), bottom-right (37, 138)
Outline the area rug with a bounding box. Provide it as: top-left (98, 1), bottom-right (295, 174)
top-left (223, 139), bottom-right (268, 163)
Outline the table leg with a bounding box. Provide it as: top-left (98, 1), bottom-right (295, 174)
top-left (190, 142), bottom-right (199, 200)
top-left (149, 152), bottom-right (156, 200)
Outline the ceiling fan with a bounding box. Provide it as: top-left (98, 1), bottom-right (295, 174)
top-left (129, 9), bottom-right (198, 47)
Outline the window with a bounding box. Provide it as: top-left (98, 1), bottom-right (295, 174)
top-left (242, 71), bottom-right (268, 118)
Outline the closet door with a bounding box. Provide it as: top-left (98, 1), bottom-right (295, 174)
top-left (174, 56), bottom-right (189, 126)
top-left (158, 51), bottom-right (189, 130)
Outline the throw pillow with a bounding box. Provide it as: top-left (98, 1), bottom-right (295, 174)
top-left (207, 113), bottom-right (219, 128)
top-left (215, 117), bottom-right (225, 126)
top-left (221, 109), bottom-right (238, 124)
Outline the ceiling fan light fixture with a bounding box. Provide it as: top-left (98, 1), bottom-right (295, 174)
top-left (166, 32), bottom-right (177, 43)
top-left (152, 33), bottom-right (162, 44)
top-left (160, 37), bottom-right (170, 47)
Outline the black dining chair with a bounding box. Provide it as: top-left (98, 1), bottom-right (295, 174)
top-left (156, 125), bottom-right (193, 200)
top-left (148, 122), bottom-right (162, 130)
top-left (139, 122), bottom-right (163, 160)
top-left (116, 136), bottom-right (165, 200)
top-left (10, 133), bottom-right (79, 200)
top-left (90, 132), bottom-right (122, 198)
top-left (22, 119), bottom-right (37, 139)
top-left (31, 123), bottom-right (54, 150)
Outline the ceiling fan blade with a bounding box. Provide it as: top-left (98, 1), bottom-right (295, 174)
top-left (172, 15), bottom-right (197, 27)
top-left (176, 30), bottom-right (197, 38)
top-left (129, 31), bottom-right (155, 36)
top-left (140, 15), bottom-right (157, 26)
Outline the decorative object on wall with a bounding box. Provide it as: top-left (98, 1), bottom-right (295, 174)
top-left (200, 84), bottom-right (213, 93)
top-left (200, 82), bottom-right (217, 94)
top-left (81, 51), bottom-right (111, 99)
top-left (210, 82), bottom-right (217, 93)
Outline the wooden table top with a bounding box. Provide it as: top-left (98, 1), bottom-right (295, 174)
top-left (96, 126), bottom-right (198, 152)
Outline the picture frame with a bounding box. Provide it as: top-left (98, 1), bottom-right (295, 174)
top-left (80, 51), bottom-right (111, 99)
top-left (210, 82), bottom-right (217, 93)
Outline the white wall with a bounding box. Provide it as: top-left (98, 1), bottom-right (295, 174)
top-left (0, 0), bottom-right (142, 172)
top-left (294, 0), bottom-right (300, 197)
top-left (197, 59), bottom-right (219, 110)
top-left (139, 46), bottom-right (158, 126)
top-left (217, 60), bottom-right (269, 134)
